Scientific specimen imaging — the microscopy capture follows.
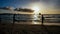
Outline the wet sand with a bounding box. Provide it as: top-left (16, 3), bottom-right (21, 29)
top-left (0, 23), bottom-right (60, 34)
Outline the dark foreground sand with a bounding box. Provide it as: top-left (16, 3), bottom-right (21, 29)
top-left (0, 23), bottom-right (60, 34)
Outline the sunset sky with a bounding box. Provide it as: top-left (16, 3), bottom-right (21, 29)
top-left (0, 0), bottom-right (60, 14)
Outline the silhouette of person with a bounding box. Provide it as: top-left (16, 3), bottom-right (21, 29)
top-left (41, 15), bottom-right (44, 25)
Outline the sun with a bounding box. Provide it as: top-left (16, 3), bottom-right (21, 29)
top-left (32, 6), bottom-right (39, 11)
top-left (31, 6), bottom-right (40, 14)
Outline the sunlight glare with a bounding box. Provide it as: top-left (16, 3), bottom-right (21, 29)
top-left (31, 6), bottom-right (40, 14)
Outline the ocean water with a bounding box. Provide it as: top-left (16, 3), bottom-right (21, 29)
top-left (0, 14), bottom-right (60, 24)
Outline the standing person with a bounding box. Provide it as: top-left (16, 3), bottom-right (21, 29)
top-left (41, 15), bottom-right (44, 25)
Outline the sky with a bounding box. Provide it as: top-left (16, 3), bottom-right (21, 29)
top-left (0, 0), bottom-right (60, 14)
top-left (0, 0), bottom-right (60, 8)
